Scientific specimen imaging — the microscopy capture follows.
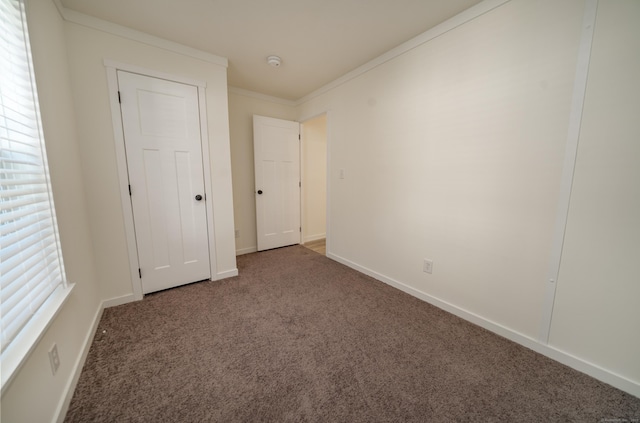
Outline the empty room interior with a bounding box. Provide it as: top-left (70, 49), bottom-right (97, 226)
top-left (1, 0), bottom-right (639, 421)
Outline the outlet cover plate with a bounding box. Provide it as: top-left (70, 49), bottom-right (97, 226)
top-left (49, 343), bottom-right (60, 375)
top-left (423, 259), bottom-right (433, 274)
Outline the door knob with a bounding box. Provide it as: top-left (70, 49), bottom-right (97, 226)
top-left (195, 194), bottom-right (203, 201)
top-left (257, 190), bottom-right (263, 195)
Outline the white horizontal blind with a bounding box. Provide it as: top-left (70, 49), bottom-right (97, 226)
top-left (0, 0), bottom-right (66, 355)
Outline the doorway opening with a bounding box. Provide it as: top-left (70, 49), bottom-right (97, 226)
top-left (301, 113), bottom-right (327, 255)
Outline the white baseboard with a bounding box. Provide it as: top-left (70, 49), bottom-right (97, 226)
top-left (54, 301), bottom-right (105, 423)
top-left (236, 246), bottom-right (257, 256)
top-left (303, 233), bottom-right (326, 243)
top-left (51, 250), bottom-right (638, 423)
top-left (102, 293), bottom-right (138, 308)
top-left (215, 268), bottom-right (238, 279)
top-left (326, 252), bottom-right (640, 399)
top-left (53, 291), bottom-right (142, 423)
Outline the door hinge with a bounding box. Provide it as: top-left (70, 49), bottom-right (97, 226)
top-left (138, 268), bottom-right (142, 278)
top-left (299, 181), bottom-right (301, 188)
top-left (118, 91), bottom-right (121, 104)
top-left (128, 184), bottom-right (132, 196)
top-left (298, 134), bottom-right (301, 141)
top-left (300, 227), bottom-right (302, 232)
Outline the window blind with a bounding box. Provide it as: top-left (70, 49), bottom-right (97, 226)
top-left (0, 0), bottom-right (67, 357)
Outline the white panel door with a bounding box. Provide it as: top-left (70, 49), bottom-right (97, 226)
top-left (253, 115), bottom-right (300, 251)
top-left (118, 71), bottom-right (210, 294)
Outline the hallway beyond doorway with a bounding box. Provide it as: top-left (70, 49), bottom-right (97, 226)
top-left (303, 238), bottom-right (325, 255)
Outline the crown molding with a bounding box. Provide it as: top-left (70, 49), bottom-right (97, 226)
top-left (297, 0), bottom-right (510, 105)
top-left (51, 0), bottom-right (65, 19)
top-left (54, 1), bottom-right (228, 67)
top-left (103, 60), bottom-right (207, 88)
top-left (231, 0), bottom-right (510, 105)
top-left (53, 0), bottom-right (508, 103)
top-left (228, 86), bottom-right (297, 107)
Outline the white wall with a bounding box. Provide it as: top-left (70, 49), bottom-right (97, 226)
top-left (63, 20), bottom-right (237, 300)
top-left (0, 0), bottom-right (101, 421)
top-left (228, 91), bottom-right (298, 254)
top-left (549, 0), bottom-right (640, 385)
top-left (5, 2), bottom-right (638, 421)
top-left (300, 0), bottom-right (583, 337)
top-left (298, 0), bottom-right (638, 395)
top-left (301, 115), bottom-right (327, 243)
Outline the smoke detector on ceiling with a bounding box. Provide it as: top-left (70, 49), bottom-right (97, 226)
top-left (267, 55), bottom-right (281, 67)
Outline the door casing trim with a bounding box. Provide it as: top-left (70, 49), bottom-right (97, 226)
top-left (105, 60), bottom-right (216, 300)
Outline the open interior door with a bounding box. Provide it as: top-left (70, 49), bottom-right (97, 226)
top-left (253, 115), bottom-right (300, 251)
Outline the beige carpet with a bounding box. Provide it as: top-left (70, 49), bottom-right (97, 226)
top-left (65, 245), bottom-right (640, 422)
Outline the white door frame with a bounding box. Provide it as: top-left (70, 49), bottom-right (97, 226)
top-left (300, 111), bottom-right (332, 256)
top-left (105, 60), bottom-right (218, 301)
top-left (253, 115), bottom-right (301, 251)
top-left (300, 113), bottom-right (328, 245)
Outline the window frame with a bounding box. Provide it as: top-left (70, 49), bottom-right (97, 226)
top-left (0, 0), bottom-right (74, 393)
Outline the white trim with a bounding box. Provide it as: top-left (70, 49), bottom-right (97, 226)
top-left (300, 121), bottom-right (306, 244)
top-left (299, 111), bottom-right (329, 250)
top-left (54, 300), bottom-right (104, 423)
top-left (539, 0), bottom-right (598, 343)
top-left (324, 111), bottom-right (332, 256)
top-left (58, 7), bottom-right (227, 67)
top-left (58, 0), bottom-right (509, 105)
top-left (303, 233), bottom-right (326, 244)
top-left (0, 283), bottom-right (74, 395)
top-left (105, 66), bottom-right (144, 302)
top-left (56, 0), bottom-right (508, 105)
top-left (296, 0), bottom-right (510, 105)
top-left (252, 115), bottom-right (302, 251)
top-left (105, 62), bottom-right (218, 298)
top-left (298, 120), bottom-right (302, 248)
top-left (198, 86), bottom-right (219, 282)
top-left (236, 246), bottom-right (258, 256)
top-left (51, 0), bottom-right (65, 19)
top-left (102, 294), bottom-right (138, 309)
top-left (298, 111), bottom-right (331, 256)
top-left (298, 111), bottom-right (329, 126)
top-left (53, 292), bottom-right (138, 423)
top-left (228, 86), bottom-right (297, 107)
top-left (326, 252), bottom-right (640, 399)
top-left (216, 268), bottom-right (239, 279)
top-left (103, 60), bottom-right (207, 88)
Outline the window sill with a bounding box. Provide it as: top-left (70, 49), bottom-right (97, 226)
top-left (1, 282), bottom-right (75, 395)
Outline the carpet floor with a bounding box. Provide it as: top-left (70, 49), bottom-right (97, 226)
top-left (65, 245), bottom-right (640, 422)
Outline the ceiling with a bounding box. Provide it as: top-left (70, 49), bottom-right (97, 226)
top-left (59, 0), bottom-right (483, 101)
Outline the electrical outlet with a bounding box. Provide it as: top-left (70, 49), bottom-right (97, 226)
top-left (49, 343), bottom-right (60, 375)
top-left (423, 259), bottom-right (433, 274)
top-left (235, 229), bottom-right (240, 238)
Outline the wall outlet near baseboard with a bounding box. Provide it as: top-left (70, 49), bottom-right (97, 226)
top-left (49, 343), bottom-right (60, 375)
top-left (235, 229), bottom-right (240, 238)
top-left (423, 259), bottom-right (433, 274)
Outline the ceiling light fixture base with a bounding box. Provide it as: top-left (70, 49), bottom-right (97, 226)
top-left (267, 55), bottom-right (281, 67)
